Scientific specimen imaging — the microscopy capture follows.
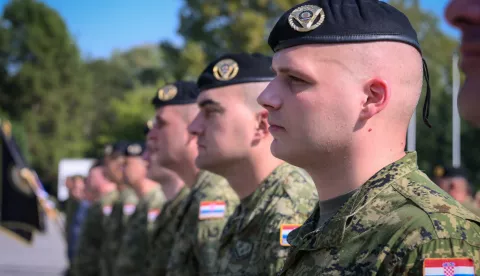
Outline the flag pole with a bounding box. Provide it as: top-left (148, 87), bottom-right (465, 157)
top-left (452, 50), bottom-right (461, 168)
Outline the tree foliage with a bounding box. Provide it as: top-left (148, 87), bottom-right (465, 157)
top-left (0, 0), bottom-right (93, 187)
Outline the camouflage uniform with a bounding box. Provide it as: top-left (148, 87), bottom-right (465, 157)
top-left (72, 190), bottom-right (118, 276)
top-left (166, 171), bottom-right (239, 276)
top-left (114, 185), bottom-right (166, 276)
top-left (279, 152), bottom-right (480, 275)
top-left (146, 186), bottom-right (190, 276)
top-left (215, 163), bottom-right (317, 275)
top-left (101, 187), bottom-right (138, 276)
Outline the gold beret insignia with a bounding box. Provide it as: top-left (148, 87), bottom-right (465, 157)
top-left (213, 59), bottom-right (239, 81)
top-left (157, 85), bottom-right (178, 101)
top-left (288, 5), bottom-right (325, 32)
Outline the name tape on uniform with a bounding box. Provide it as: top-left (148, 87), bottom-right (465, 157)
top-left (123, 204), bottom-right (136, 216)
top-left (198, 201), bottom-right (226, 220)
top-left (280, 224), bottom-right (301, 246)
top-left (148, 209), bottom-right (161, 222)
top-left (423, 258), bottom-right (474, 276)
top-left (102, 205), bottom-right (112, 216)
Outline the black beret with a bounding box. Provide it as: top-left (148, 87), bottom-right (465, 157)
top-left (268, 0), bottom-right (421, 54)
top-left (268, 0), bottom-right (433, 128)
top-left (124, 142), bottom-right (146, 157)
top-left (151, 81), bottom-right (199, 108)
top-left (104, 141), bottom-right (129, 157)
top-left (197, 53), bottom-right (275, 92)
top-left (436, 166), bottom-right (469, 179)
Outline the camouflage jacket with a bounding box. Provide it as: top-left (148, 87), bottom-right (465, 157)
top-left (101, 187), bottom-right (138, 276)
top-left (114, 185), bottom-right (166, 276)
top-left (72, 190), bottom-right (118, 276)
top-left (166, 171), bottom-right (239, 276)
top-left (146, 186), bottom-right (190, 276)
top-left (279, 152), bottom-right (480, 275)
top-left (215, 163), bottom-right (317, 276)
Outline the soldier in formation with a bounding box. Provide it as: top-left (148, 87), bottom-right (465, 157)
top-left (257, 0), bottom-right (480, 274)
top-left (188, 52), bottom-right (317, 275)
top-left (114, 142), bottom-right (166, 276)
top-left (72, 160), bottom-right (118, 276)
top-left (102, 142), bottom-right (139, 276)
top-left (148, 80), bottom-right (239, 276)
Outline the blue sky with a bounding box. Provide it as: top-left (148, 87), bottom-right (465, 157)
top-left (0, 0), bottom-right (459, 59)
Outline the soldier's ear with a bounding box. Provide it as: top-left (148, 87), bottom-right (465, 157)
top-left (254, 110), bottom-right (269, 139)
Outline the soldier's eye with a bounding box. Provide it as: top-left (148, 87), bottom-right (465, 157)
top-left (288, 75), bottom-right (305, 84)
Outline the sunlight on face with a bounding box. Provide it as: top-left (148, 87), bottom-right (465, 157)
top-left (149, 106), bottom-right (192, 167)
top-left (257, 45), bottom-right (361, 167)
top-left (188, 86), bottom-right (258, 173)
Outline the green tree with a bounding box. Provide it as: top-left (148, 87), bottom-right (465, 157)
top-left (86, 45), bottom-right (176, 156)
top-left (162, 0), bottom-right (305, 80)
top-left (92, 85), bottom-right (159, 157)
top-left (0, 0), bottom-right (93, 188)
top-left (177, 0), bottom-right (305, 58)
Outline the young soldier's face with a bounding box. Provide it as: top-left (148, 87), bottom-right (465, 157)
top-left (123, 157), bottom-right (147, 187)
top-left (446, 0), bottom-right (480, 126)
top-left (189, 85), bottom-right (259, 173)
top-left (257, 45), bottom-right (360, 167)
top-left (150, 106), bottom-right (196, 168)
top-left (104, 156), bottom-right (125, 184)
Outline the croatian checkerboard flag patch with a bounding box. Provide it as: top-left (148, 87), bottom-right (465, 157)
top-left (148, 209), bottom-right (160, 222)
top-left (423, 258), bottom-right (475, 276)
top-left (123, 204), bottom-right (136, 216)
top-left (102, 205), bottom-right (112, 216)
top-left (198, 201), bottom-right (226, 220)
top-left (280, 224), bottom-right (301, 246)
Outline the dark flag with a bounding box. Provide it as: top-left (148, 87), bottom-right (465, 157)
top-left (0, 118), bottom-right (45, 244)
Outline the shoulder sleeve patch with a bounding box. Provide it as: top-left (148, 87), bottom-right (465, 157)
top-left (198, 200), bottom-right (226, 220)
top-left (102, 205), bottom-right (112, 216)
top-left (280, 224), bottom-right (301, 246)
top-left (123, 203), bottom-right (136, 216)
top-left (148, 208), bottom-right (161, 222)
top-left (423, 258), bottom-right (474, 276)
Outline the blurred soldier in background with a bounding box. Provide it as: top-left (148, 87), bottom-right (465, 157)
top-left (114, 142), bottom-right (166, 276)
top-left (64, 175), bottom-right (88, 276)
top-left (144, 121), bottom-right (190, 276)
top-left (435, 165), bottom-right (480, 216)
top-left (101, 142), bottom-right (139, 276)
top-left (72, 160), bottom-right (118, 276)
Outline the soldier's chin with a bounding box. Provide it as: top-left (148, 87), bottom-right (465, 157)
top-left (458, 80), bottom-right (480, 128)
top-left (195, 155), bottom-right (214, 171)
top-left (270, 139), bottom-right (294, 163)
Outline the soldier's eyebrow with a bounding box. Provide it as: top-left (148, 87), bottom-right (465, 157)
top-left (198, 99), bottom-right (225, 112)
top-left (154, 115), bottom-right (168, 126)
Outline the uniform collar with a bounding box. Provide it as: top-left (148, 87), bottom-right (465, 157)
top-left (290, 152), bottom-right (419, 250)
